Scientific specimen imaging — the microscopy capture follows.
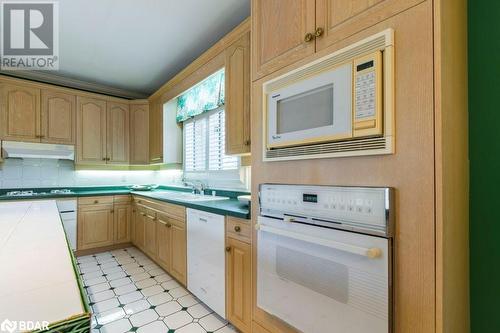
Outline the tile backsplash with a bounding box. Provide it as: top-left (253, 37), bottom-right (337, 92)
top-left (0, 158), bottom-right (249, 190)
top-left (0, 158), bottom-right (183, 189)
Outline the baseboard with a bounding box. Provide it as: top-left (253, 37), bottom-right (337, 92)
top-left (75, 242), bottom-right (132, 257)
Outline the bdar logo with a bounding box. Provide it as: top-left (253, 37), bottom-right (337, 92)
top-left (0, 319), bottom-right (17, 333)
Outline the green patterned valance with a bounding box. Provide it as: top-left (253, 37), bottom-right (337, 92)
top-left (176, 69), bottom-right (225, 122)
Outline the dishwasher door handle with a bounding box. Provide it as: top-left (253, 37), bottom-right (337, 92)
top-left (256, 223), bottom-right (382, 259)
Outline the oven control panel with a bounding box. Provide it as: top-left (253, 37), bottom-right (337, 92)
top-left (259, 184), bottom-right (393, 236)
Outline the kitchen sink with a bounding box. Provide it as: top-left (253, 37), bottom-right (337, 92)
top-left (149, 190), bottom-right (230, 202)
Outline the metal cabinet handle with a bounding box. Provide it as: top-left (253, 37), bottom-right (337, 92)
top-left (315, 27), bottom-right (324, 38)
top-left (244, 139), bottom-right (251, 146)
top-left (234, 226), bottom-right (241, 232)
top-left (167, 223), bottom-right (172, 228)
top-left (225, 246), bottom-right (231, 252)
top-left (94, 200), bottom-right (99, 204)
top-left (304, 32), bottom-right (314, 42)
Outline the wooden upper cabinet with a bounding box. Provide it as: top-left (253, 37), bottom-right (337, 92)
top-left (252, 0), bottom-right (316, 80)
top-left (315, 0), bottom-right (424, 51)
top-left (225, 31), bottom-right (251, 155)
top-left (107, 102), bottom-right (130, 164)
top-left (0, 84), bottom-right (40, 142)
top-left (149, 98), bottom-right (163, 163)
top-left (41, 89), bottom-right (76, 144)
top-left (76, 96), bottom-right (107, 165)
top-left (130, 104), bottom-right (149, 164)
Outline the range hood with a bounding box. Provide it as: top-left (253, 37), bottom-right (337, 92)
top-left (1, 141), bottom-right (75, 160)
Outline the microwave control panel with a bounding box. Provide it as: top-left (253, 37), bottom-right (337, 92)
top-left (353, 51), bottom-right (383, 138)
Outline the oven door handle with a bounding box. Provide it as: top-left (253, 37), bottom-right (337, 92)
top-left (257, 223), bottom-right (382, 259)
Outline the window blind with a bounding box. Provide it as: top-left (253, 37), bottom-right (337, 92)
top-left (184, 118), bottom-right (207, 172)
top-left (209, 110), bottom-right (238, 171)
top-left (183, 108), bottom-right (238, 172)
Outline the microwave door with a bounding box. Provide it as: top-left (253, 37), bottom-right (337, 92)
top-left (268, 63), bottom-right (353, 149)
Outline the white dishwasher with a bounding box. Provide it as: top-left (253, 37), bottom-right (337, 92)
top-left (187, 208), bottom-right (226, 318)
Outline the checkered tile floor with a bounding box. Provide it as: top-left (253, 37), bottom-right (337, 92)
top-left (77, 247), bottom-right (238, 333)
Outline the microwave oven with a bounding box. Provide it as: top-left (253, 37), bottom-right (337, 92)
top-left (263, 29), bottom-right (394, 161)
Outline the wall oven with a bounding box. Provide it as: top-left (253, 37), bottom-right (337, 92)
top-left (263, 29), bottom-right (394, 161)
top-left (257, 184), bottom-right (394, 333)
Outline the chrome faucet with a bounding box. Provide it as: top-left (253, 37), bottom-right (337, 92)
top-left (182, 178), bottom-right (206, 195)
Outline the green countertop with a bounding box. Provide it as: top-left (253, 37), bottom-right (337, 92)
top-left (0, 186), bottom-right (251, 219)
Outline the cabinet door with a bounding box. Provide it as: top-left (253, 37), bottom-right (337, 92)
top-left (156, 213), bottom-right (171, 272)
top-left (149, 98), bottom-right (163, 163)
top-left (170, 218), bottom-right (187, 285)
top-left (76, 96), bottom-right (107, 164)
top-left (107, 102), bottom-right (130, 164)
top-left (135, 208), bottom-right (146, 251)
top-left (225, 31), bottom-right (251, 155)
top-left (114, 203), bottom-right (131, 244)
top-left (130, 104), bottom-right (149, 164)
top-left (78, 204), bottom-right (114, 250)
top-left (0, 84), bottom-right (40, 142)
top-left (144, 211), bottom-right (158, 258)
top-left (226, 237), bottom-right (252, 332)
top-left (130, 205), bottom-right (136, 244)
top-left (41, 89), bottom-right (76, 144)
top-left (315, 0), bottom-right (424, 51)
top-left (252, 0), bottom-right (316, 80)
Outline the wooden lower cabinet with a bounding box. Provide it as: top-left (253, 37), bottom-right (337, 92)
top-left (134, 206), bottom-right (146, 251)
top-left (78, 204), bottom-right (114, 250)
top-left (114, 203), bottom-right (131, 244)
top-left (131, 197), bottom-right (187, 286)
top-left (156, 213), bottom-right (172, 271)
top-left (226, 236), bottom-right (252, 333)
top-left (144, 210), bottom-right (157, 257)
top-left (169, 217), bottom-right (187, 285)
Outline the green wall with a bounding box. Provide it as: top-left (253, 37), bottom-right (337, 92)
top-left (469, 1), bottom-right (500, 332)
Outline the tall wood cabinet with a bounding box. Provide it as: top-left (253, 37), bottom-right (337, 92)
top-left (130, 103), bottom-right (149, 164)
top-left (225, 31), bottom-right (251, 155)
top-left (250, 1), bottom-right (468, 332)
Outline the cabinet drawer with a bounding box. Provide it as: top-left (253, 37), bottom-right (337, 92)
top-left (226, 216), bottom-right (252, 243)
top-left (133, 196), bottom-right (186, 221)
top-left (114, 195), bottom-right (131, 203)
top-left (78, 196), bottom-right (114, 205)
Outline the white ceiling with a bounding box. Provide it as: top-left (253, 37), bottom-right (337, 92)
top-left (47, 0), bottom-right (249, 97)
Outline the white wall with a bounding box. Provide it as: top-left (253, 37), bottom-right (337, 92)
top-left (0, 158), bottom-right (250, 190)
top-left (0, 158), bottom-right (183, 189)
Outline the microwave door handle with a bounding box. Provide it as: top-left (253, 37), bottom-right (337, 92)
top-left (256, 223), bottom-right (382, 259)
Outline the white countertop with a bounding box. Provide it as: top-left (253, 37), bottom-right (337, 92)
top-left (0, 200), bottom-right (86, 327)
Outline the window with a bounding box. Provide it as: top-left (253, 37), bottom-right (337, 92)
top-left (183, 107), bottom-right (239, 172)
